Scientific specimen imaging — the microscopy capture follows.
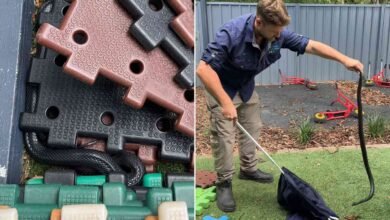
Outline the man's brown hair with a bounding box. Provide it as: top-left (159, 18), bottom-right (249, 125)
top-left (257, 0), bottom-right (291, 26)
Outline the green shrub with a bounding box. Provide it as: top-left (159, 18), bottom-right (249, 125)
top-left (366, 114), bottom-right (386, 138)
top-left (297, 117), bottom-right (315, 145)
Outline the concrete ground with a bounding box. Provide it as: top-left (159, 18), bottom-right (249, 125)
top-left (256, 83), bottom-right (390, 128)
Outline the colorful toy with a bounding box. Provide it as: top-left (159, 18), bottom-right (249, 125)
top-left (203, 215), bottom-right (229, 220)
top-left (143, 173), bottom-right (163, 188)
top-left (195, 186), bottom-right (216, 216)
top-left (279, 69), bottom-right (318, 90)
top-left (372, 61), bottom-right (390, 88)
top-left (314, 83), bottom-right (363, 123)
top-left (158, 201), bottom-right (188, 220)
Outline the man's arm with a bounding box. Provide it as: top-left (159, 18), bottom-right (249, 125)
top-left (196, 61), bottom-right (237, 120)
top-left (305, 40), bottom-right (364, 73)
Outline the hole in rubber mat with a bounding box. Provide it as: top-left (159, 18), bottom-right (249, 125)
top-left (54, 54), bottom-right (67, 67)
top-left (73, 30), bottom-right (88, 44)
top-left (101, 112), bottom-right (114, 126)
top-left (148, 0), bottom-right (163, 11)
top-left (156, 117), bottom-right (174, 132)
top-left (130, 60), bottom-right (144, 74)
top-left (36, 133), bottom-right (48, 144)
top-left (184, 89), bottom-right (194, 102)
top-left (62, 6), bottom-right (69, 16)
top-left (76, 136), bottom-right (107, 152)
top-left (46, 106), bottom-right (60, 119)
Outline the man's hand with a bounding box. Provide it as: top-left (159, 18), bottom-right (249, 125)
top-left (197, 61), bottom-right (238, 121)
top-left (343, 57), bottom-right (364, 74)
top-left (221, 101), bottom-right (237, 121)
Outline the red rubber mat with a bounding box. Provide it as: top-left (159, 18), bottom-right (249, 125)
top-left (124, 143), bottom-right (158, 166)
top-left (76, 137), bottom-right (106, 152)
top-left (124, 143), bottom-right (158, 173)
top-left (116, 0), bottom-right (194, 89)
top-left (36, 0), bottom-right (194, 137)
top-left (167, 0), bottom-right (194, 48)
top-left (138, 145), bottom-right (157, 165)
top-left (196, 170), bottom-right (217, 189)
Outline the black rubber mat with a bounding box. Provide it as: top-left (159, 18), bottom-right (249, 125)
top-left (20, 0), bottom-right (193, 162)
top-left (117, 0), bottom-right (194, 89)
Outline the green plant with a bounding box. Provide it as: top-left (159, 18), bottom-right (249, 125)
top-left (297, 117), bottom-right (315, 145)
top-left (156, 161), bottom-right (185, 174)
top-left (385, 118), bottom-right (390, 132)
top-left (367, 114), bottom-right (386, 138)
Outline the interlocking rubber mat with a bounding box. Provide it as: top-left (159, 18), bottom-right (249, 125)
top-left (36, 0), bottom-right (194, 137)
top-left (166, 0), bottom-right (194, 48)
top-left (196, 170), bottom-right (217, 189)
top-left (117, 0), bottom-right (194, 89)
top-left (21, 0), bottom-right (193, 162)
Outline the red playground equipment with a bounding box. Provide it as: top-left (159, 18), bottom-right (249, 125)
top-left (313, 83), bottom-right (363, 123)
top-left (373, 61), bottom-right (390, 88)
top-left (279, 69), bottom-right (318, 90)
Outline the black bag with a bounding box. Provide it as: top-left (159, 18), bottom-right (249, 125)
top-left (277, 167), bottom-right (339, 220)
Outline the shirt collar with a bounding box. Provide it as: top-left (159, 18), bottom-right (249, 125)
top-left (244, 13), bottom-right (256, 43)
top-left (247, 14), bottom-right (271, 51)
top-left (252, 32), bottom-right (260, 49)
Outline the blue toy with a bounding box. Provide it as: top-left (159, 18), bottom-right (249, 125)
top-left (202, 215), bottom-right (229, 220)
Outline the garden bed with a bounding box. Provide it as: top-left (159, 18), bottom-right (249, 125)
top-left (196, 83), bottom-right (390, 156)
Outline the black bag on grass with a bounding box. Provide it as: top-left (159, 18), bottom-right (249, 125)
top-left (277, 167), bottom-right (339, 220)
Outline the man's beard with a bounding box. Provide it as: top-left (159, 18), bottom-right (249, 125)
top-left (254, 28), bottom-right (273, 45)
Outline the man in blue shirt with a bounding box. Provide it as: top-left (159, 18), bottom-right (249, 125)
top-left (197, 0), bottom-right (363, 212)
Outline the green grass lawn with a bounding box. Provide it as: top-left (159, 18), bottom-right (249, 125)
top-left (196, 148), bottom-right (390, 219)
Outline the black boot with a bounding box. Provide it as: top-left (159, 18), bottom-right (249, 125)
top-left (238, 169), bottom-right (274, 183)
top-left (216, 180), bottom-right (236, 212)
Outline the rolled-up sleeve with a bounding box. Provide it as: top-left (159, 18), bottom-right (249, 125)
top-left (281, 29), bottom-right (309, 56)
top-left (201, 27), bottom-right (232, 71)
